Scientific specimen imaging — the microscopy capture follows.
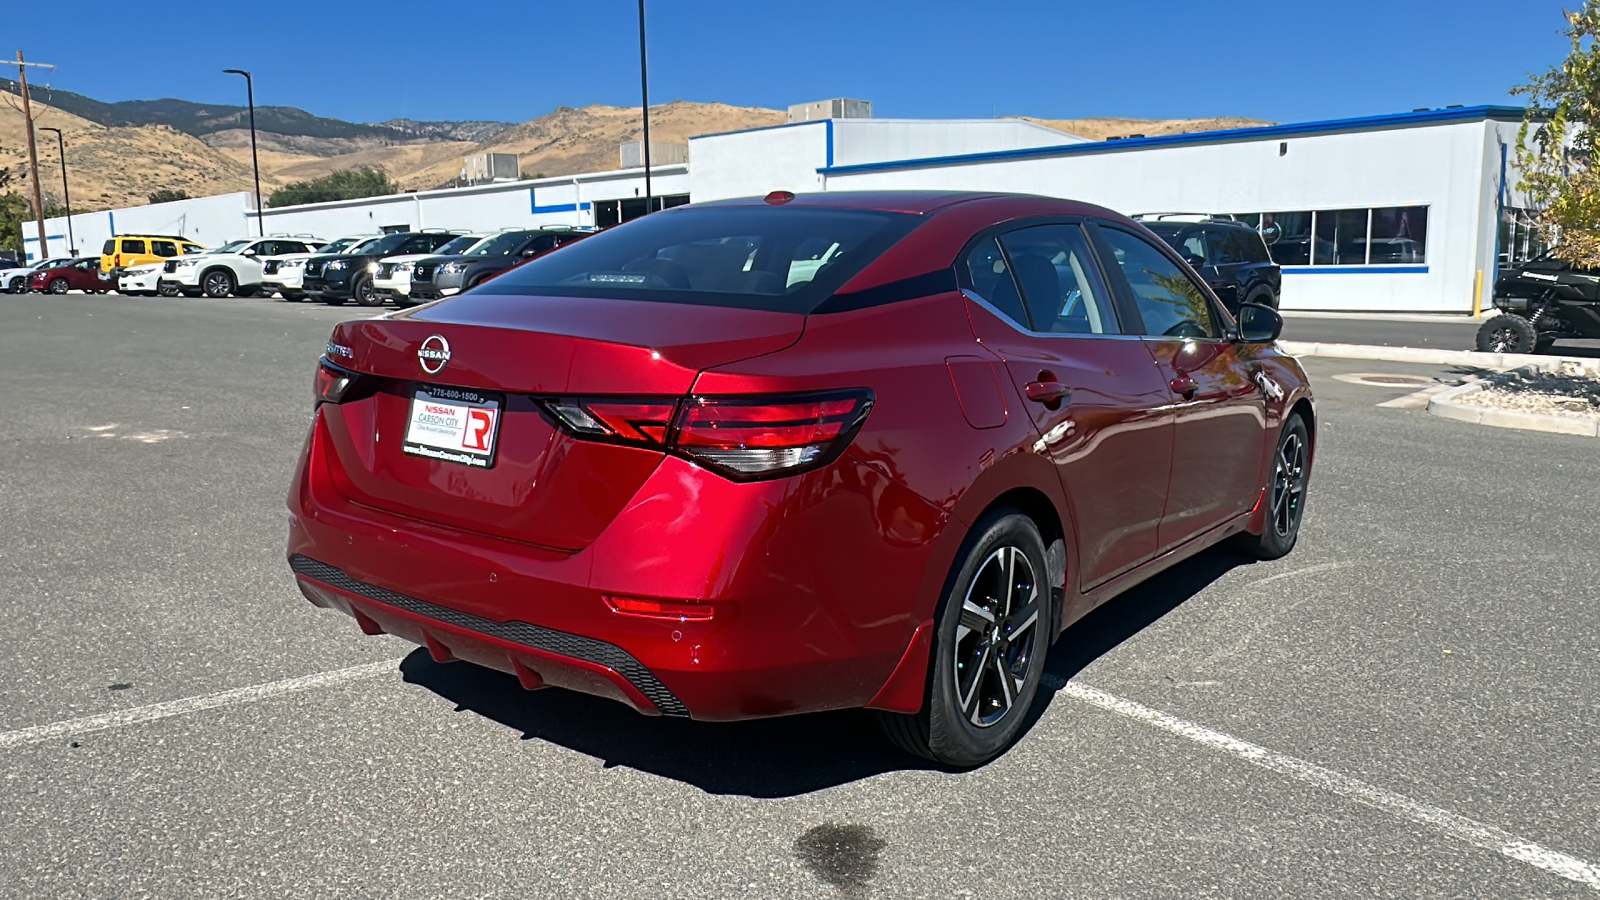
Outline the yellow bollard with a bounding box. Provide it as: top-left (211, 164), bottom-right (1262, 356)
top-left (1472, 269), bottom-right (1483, 317)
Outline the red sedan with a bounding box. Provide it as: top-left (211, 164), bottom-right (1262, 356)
top-left (288, 192), bottom-right (1314, 766)
top-left (29, 257), bottom-right (116, 294)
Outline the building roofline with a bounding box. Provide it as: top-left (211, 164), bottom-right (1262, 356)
top-left (817, 105), bottom-right (1531, 176)
top-left (258, 163), bottom-right (689, 214)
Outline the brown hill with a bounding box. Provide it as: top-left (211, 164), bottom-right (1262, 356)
top-left (398, 101), bottom-right (788, 190)
top-left (1031, 116), bottom-right (1275, 141)
top-left (2, 97), bottom-right (268, 209)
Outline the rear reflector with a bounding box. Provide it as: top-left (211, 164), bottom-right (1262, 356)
top-left (537, 389), bottom-right (873, 481)
top-left (605, 595), bottom-right (716, 622)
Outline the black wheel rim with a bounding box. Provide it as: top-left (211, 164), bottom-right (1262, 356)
top-left (1270, 431), bottom-right (1308, 538)
top-left (355, 282), bottom-right (373, 303)
top-left (205, 273), bottom-right (230, 296)
top-left (1488, 325), bottom-right (1519, 353)
top-left (953, 546), bottom-right (1040, 728)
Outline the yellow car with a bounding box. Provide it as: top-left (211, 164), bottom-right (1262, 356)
top-left (100, 235), bottom-right (205, 274)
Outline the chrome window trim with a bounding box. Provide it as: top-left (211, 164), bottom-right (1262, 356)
top-left (960, 289), bottom-right (1147, 341)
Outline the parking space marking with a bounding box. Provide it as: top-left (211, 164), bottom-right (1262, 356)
top-left (1243, 560), bottom-right (1355, 589)
top-left (0, 659), bottom-right (403, 751)
top-left (1053, 679), bottom-right (1600, 890)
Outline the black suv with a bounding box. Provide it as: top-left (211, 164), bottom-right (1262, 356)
top-left (1136, 215), bottom-right (1282, 312)
top-left (303, 231), bottom-right (463, 307)
top-left (408, 228), bottom-right (594, 304)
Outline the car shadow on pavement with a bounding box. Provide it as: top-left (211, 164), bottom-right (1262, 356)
top-left (399, 548), bottom-right (1247, 797)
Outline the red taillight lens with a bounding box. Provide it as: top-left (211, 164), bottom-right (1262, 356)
top-left (605, 595), bottom-right (715, 622)
top-left (314, 358), bottom-right (355, 407)
top-left (538, 390), bottom-right (874, 481)
top-left (673, 392), bottom-right (872, 478)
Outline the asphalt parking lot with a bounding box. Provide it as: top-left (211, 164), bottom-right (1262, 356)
top-left (3, 293), bottom-right (1597, 898)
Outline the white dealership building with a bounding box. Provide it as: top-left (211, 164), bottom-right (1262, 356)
top-left (24, 105), bottom-right (1538, 313)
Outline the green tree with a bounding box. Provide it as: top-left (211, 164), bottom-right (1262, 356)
top-left (1515, 1), bottom-right (1600, 267)
top-left (148, 188), bottom-right (189, 204)
top-left (268, 166), bottom-right (399, 208)
top-left (0, 193), bottom-right (30, 257)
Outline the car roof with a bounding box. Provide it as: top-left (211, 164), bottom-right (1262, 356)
top-left (695, 190), bottom-right (1134, 223)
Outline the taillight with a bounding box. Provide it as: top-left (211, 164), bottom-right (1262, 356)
top-left (314, 358), bottom-right (357, 407)
top-left (537, 389), bottom-right (873, 481)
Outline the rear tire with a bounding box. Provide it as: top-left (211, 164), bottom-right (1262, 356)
top-left (280, 291), bottom-right (304, 303)
top-left (877, 511), bottom-right (1051, 767)
top-left (1245, 286), bottom-right (1277, 310)
top-left (1232, 415), bottom-right (1310, 561)
top-left (321, 294), bottom-right (347, 306)
top-left (1476, 314), bottom-right (1537, 354)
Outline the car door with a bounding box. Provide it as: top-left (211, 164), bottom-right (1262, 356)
top-left (1090, 224), bottom-right (1268, 552)
top-left (959, 223), bottom-right (1174, 590)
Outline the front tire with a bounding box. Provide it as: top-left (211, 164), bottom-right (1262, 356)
top-left (7, 276), bottom-right (24, 292)
top-left (878, 511), bottom-right (1051, 767)
top-left (202, 269), bottom-right (235, 299)
top-left (48, 277), bottom-right (69, 294)
top-left (1233, 415), bottom-right (1310, 561)
top-left (157, 283), bottom-right (180, 297)
top-left (351, 275), bottom-right (382, 307)
top-left (1476, 314), bottom-right (1537, 354)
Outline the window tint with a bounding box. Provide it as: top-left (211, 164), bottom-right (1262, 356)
top-left (1178, 230), bottom-right (1207, 264)
top-left (1207, 228), bottom-right (1242, 264)
top-left (961, 236), bottom-right (1030, 327)
top-left (1099, 228), bottom-right (1219, 339)
top-left (121, 239), bottom-right (146, 254)
top-left (482, 206), bottom-right (920, 313)
top-left (102, 240), bottom-right (115, 255)
top-left (151, 240), bottom-right (178, 257)
top-left (997, 224), bottom-right (1115, 334)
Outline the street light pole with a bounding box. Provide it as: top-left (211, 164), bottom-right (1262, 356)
top-left (637, 0), bottom-right (653, 215)
top-left (40, 127), bottom-right (73, 253)
top-left (223, 69), bottom-right (263, 236)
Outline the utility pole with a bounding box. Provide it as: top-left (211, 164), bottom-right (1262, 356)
top-left (637, 0), bottom-right (653, 215)
top-left (13, 51), bottom-right (56, 261)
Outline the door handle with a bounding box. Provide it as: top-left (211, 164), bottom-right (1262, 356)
top-left (1025, 381), bottom-right (1072, 405)
top-left (1170, 374), bottom-right (1198, 400)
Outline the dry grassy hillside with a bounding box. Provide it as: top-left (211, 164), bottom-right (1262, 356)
top-left (2, 97), bottom-right (266, 209)
top-left (1033, 116), bottom-right (1274, 140)
top-left (399, 101), bottom-right (788, 190)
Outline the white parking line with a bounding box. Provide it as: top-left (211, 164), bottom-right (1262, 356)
top-left (1052, 679), bottom-right (1600, 891)
top-left (0, 659), bottom-right (404, 751)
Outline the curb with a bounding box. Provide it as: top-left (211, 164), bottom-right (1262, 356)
top-left (1425, 368), bottom-right (1600, 438)
top-left (1278, 340), bottom-right (1600, 371)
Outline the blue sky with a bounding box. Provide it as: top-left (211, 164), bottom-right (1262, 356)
top-left (12, 0), bottom-right (1581, 126)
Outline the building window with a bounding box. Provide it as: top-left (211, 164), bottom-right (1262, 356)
top-left (1498, 208), bottom-right (1550, 266)
top-left (1232, 206), bottom-right (1428, 266)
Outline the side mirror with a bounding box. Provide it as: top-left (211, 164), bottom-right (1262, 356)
top-left (1236, 302), bottom-right (1283, 343)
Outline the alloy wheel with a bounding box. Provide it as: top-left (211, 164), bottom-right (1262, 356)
top-left (1487, 325), bottom-right (1518, 353)
top-left (953, 546), bottom-right (1040, 728)
top-left (1270, 431), bottom-right (1308, 538)
top-left (204, 271), bottom-right (232, 298)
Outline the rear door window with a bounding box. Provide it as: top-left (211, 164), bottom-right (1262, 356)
top-left (151, 240), bottom-right (178, 257)
top-left (960, 236), bottom-right (1029, 327)
top-left (481, 206), bottom-right (921, 313)
top-left (1207, 229), bottom-right (1242, 265)
top-left (121, 239), bottom-right (146, 254)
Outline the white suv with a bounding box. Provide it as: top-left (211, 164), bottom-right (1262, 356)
top-left (159, 235), bottom-right (325, 298)
top-left (262, 234), bottom-right (380, 301)
top-left (372, 232), bottom-right (492, 306)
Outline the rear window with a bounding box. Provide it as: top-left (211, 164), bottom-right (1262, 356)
top-left (102, 240), bottom-right (116, 255)
top-left (479, 206), bottom-right (920, 313)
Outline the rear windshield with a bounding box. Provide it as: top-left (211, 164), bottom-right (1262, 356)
top-left (477, 206), bottom-right (921, 313)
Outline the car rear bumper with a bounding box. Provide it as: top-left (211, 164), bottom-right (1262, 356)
top-left (286, 414), bottom-right (941, 721)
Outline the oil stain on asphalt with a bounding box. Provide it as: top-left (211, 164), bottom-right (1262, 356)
top-left (794, 823), bottom-right (887, 898)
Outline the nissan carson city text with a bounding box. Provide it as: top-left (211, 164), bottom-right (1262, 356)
top-left (287, 191), bottom-right (1314, 767)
